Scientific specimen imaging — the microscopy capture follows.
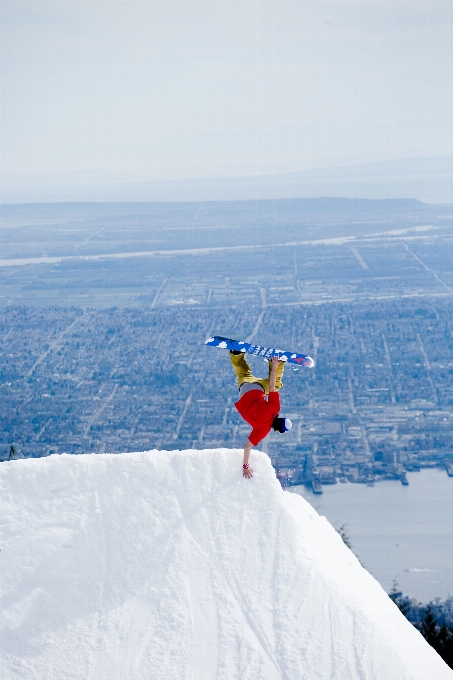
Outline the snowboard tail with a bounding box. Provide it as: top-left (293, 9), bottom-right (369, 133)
top-left (205, 336), bottom-right (314, 368)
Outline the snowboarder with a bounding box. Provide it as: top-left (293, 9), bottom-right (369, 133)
top-left (229, 351), bottom-right (292, 478)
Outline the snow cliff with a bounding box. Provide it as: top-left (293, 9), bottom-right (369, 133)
top-left (1, 449), bottom-right (452, 680)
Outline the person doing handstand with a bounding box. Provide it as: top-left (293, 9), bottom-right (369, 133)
top-left (229, 351), bottom-right (292, 479)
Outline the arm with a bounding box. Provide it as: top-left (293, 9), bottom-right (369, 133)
top-left (242, 359), bottom-right (280, 479)
top-left (269, 356), bottom-right (280, 393)
top-left (243, 439), bottom-right (253, 478)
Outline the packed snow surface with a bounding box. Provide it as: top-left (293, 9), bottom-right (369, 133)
top-left (1, 449), bottom-right (452, 680)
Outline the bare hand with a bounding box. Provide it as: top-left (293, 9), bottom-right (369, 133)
top-left (271, 356), bottom-right (280, 369)
top-left (243, 465), bottom-right (253, 479)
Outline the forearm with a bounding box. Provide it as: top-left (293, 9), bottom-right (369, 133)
top-left (242, 439), bottom-right (253, 478)
top-left (269, 367), bottom-right (277, 392)
top-left (243, 439), bottom-right (253, 465)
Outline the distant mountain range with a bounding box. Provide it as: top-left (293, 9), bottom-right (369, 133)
top-left (2, 155), bottom-right (452, 204)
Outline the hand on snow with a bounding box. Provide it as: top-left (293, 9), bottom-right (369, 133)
top-left (242, 464), bottom-right (253, 479)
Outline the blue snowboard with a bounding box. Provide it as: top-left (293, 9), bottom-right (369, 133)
top-left (205, 336), bottom-right (314, 368)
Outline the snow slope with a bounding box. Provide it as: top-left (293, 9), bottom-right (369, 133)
top-left (1, 449), bottom-right (451, 680)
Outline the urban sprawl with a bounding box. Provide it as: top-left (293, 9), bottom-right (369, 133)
top-left (1, 198), bottom-right (453, 495)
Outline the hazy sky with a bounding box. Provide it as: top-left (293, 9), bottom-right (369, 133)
top-left (2, 1), bottom-right (452, 185)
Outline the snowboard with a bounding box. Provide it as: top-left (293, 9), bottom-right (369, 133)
top-left (205, 336), bottom-right (315, 368)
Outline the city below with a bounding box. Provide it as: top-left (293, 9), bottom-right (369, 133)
top-left (1, 198), bottom-right (453, 496)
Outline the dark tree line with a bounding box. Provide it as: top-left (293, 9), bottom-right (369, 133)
top-left (337, 529), bottom-right (453, 671)
top-left (390, 586), bottom-right (453, 669)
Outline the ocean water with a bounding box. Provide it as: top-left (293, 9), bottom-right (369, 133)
top-left (288, 467), bottom-right (453, 603)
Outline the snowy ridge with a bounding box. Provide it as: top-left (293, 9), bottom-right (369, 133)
top-left (1, 449), bottom-right (452, 680)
